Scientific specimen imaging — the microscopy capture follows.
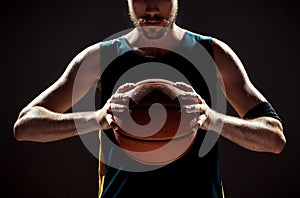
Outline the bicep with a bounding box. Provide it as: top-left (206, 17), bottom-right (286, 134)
top-left (213, 38), bottom-right (267, 117)
top-left (24, 44), bottom-right (101, 113)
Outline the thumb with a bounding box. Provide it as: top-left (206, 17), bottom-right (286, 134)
top-left (105, 114), bottom-right (119, 131)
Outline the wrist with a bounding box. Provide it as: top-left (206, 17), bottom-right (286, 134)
top-left (206, 109), bottom-right (224, 134)
top-left (95, 109), bottom-right (105, 127)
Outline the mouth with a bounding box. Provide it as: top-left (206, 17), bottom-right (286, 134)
top-left (137, 14), bottom-right (170, 26)
top-left (138, 19), bottom-right (169, 27)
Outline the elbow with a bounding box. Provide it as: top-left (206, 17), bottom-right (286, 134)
top-left (272, 132), bottom-right (286, 154)
top-left (262, 118), bottom-right (286, 154)
top-left (13, 118), bottom-right (32, 142)
top-left (271, 121), bottom-right (286, 154)
top-left (13, 108), bottom-right (36, 142)
top-left (14, 108), bottom-right (29, 141)
top-left (13, 120), bottom-right (26, 141)
top-left (13, 120), bottom-right (47, 143)
top-left (13, 119), bottom-right (49, 143)
top-left (13, 106), bottom-right (52, 143)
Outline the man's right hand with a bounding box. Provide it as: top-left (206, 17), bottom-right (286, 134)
top-left (97, 83), bottom-right (136, 131)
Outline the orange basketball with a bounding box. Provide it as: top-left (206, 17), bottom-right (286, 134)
top-left (113, 79), bottom-right (198, 165)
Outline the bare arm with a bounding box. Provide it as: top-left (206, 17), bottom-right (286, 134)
top-left (211, 38), bottom-right (286, 154)
top-left (13, 43), bottom-right (113, 143)
top-left (183, 38), bottom-right (286, 154)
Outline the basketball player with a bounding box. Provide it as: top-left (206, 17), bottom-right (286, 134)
top-left (13, 0), bottom-right (286, 197)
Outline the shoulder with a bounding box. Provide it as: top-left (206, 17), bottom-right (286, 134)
top-left (183, 30), bottom-right (237, 63)
top-left (211, 37), bottom-right (234, 56)
top-left (64, 42), bottom-right (102, 81)
top-left (185, 30), bottom-right (213, 44)
top-left (70, 42), bottom-right (101, 66)
top-left (184, 30), bottom-right (211, 40)
top-left (77, 37), bottom-right (125, 58)
top-left (183, 30), bottom-right (216, 57)
top-left (210, 37), bottom-right (246, 74)
top-left (185, 31), bottom-right (232, 53)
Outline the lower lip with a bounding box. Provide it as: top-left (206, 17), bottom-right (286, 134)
top-left (142, 21), bottom-right (164, 26)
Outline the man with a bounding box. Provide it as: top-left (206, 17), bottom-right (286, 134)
top-left (14, 0), bottom-right (286, 197)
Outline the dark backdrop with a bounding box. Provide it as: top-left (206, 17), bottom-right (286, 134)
top-left (1, 0), bottom-right (299, 197)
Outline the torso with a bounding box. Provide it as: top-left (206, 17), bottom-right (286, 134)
top-left (98, 30), bottom-right (224, 198)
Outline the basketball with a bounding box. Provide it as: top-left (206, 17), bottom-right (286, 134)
top-left (112, 79), bottom-right (199, 165)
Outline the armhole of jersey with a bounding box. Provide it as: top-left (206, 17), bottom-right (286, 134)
top-left (185, 31), bottom-right (214, 60)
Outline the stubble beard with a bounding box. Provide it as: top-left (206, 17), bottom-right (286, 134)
top-left (128, 4), bottom-right (178, 40)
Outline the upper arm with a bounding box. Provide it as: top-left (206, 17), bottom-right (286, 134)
top-left (21, 43), bottom-right (101, 114)
top-left (212, 38), bottom-right (267, 117)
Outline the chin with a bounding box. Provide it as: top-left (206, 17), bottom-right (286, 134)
top-left (138, 26), bottom-right (170, 39)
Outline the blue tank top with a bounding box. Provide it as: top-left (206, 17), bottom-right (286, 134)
top-left (98, 30), bottom-right (223, 198)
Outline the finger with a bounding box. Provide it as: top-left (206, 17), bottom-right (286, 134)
top-left (184, 104), bottom-right (205, 113)
top-left (111, 93), bottom-right (130, 103)
top-left (197, 114), bottom-right (208, 129)
top-left (189, 116), bottom-right (200, 132)
top-left (105, 114), bottom-right (119, 131)
top-left (110, 103), bottom-right (129, 112)
top-left (198, 97), bottom-right (206, 104)
top-left (179, 91), bottom-right (202, 103)
top-left (116, 83), bottom-right (136, 93)
top-left (175, 82), bottom-right (195, 92)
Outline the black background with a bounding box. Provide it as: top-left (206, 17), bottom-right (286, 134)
top-left (1, 0), bottom-right (299, 197)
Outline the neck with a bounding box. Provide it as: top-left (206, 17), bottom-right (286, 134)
top-left (124, 24), bottom-right (186, 57)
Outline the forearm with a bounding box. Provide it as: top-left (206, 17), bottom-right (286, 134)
top-left (14, 106), bottom-right (100, 143)
top-left (210, 111), bottom-right (286, 154)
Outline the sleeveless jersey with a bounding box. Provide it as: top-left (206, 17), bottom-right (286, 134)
top-left (98, 30), bottom-right (224, 198)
